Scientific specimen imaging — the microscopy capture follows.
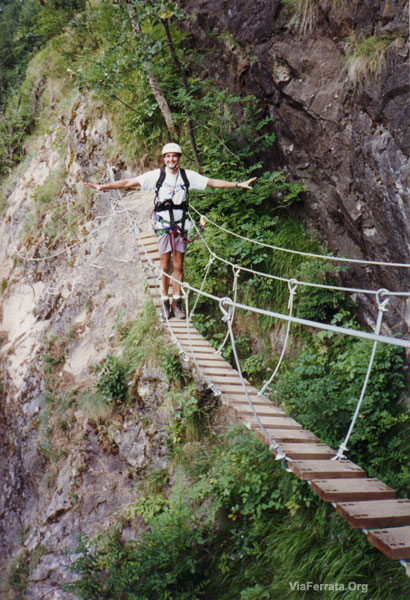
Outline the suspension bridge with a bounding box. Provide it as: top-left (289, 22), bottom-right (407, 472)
top-left (122, 183), bottom-right (410, 576)
top-left (15, 160), bottom-right (401, 575)
top-left (14, 164), bottom-right (410, 573)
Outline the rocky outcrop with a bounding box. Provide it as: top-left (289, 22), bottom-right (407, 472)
top-left (0, 97), bottom-right (169, 598)
top-left (181, 0), bottom-right (410, 331)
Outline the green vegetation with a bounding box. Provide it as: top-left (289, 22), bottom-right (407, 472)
top-left (66, 427), bottom-right (410, 599)
top-left (63, 301), bottom-right (409, 599)
top-left (93, 355), bottom-right (128, 403)
top-left (4, 544), bottom-right (49, 599)
top-left (344, 33), bottom-right (394, 87)
top-left (276, 327), bottom-right (410, 496)
top-left (17, 163), bottom-right (93, 255)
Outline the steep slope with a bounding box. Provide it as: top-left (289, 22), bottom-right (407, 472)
top-left (0, 96), bottom-right (170, 599)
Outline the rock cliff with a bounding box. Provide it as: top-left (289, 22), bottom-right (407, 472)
top-left (0, 98), bottom-right (171, 599)
top-left (181, 0), bottom-right (410, 331)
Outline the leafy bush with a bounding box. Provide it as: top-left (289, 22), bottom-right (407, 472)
top-left (276, 331), bottom-right (409, 494)
top-left (66, 427), bottom-right (410, 599)
top-left (93, 355), bottom-right (128, 403)
top-left (165, 385), bottom-right (206, 449)
top-left (161, 345), bottom-right (186, 384)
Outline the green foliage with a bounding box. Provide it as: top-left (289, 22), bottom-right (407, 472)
top-left (120, 299), bottom-right (165, 371)
top-left (0, 0), bottom-right (86, 103)
top-left (0, 278), bottom-right (7, 296)
top-left (93, 355), bottom-right (128, 403)
top-left (66, 503), bottom-right (209, 600)
top-left (124, 491), bottom-right (169, 522)
top-left (17, 164), bottom-right (93, 255)
top-left (165, 385), bottom-right (206, 449)
top-left (276, 331), bottom-right (409, 494)
top-left (295, 259), bottom-right (350, 322)
top-left (0, 85), bottom-right (36, 177)
top-left (161, 345), bottom-right (186, 384)
top-left (67, 427), bottom-right (410, 599)
top-left (6, 551), bottom-right (30, 599)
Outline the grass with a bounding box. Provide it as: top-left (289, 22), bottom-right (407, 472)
top-left (285, 0), bottom-right (357, 35)
top-left (344, 33), bottom-right (394, 88)
top-left (66, 426), bottom-right (410, 600)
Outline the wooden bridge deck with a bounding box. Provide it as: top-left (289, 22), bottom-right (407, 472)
top-left (136, 229), bottom-right (410, 570)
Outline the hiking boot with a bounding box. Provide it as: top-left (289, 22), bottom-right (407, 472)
top-left (162, 299), bottom-right (174, 320)
top-left (173, 298), bottom-right (186, 320)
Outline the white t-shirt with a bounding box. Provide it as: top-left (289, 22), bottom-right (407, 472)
top-left (136, 168), bottom-right (209, 231)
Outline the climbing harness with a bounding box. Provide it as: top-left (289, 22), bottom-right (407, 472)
top-left (153, 167), bottom-right (204, 258)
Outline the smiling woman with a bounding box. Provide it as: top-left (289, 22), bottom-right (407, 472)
top-left (83, 143), bottom-right (256, 320)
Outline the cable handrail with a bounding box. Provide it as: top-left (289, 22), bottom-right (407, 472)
top-left (189, 215), bottom-right (410, 298)
top-left (189, 204), bottom-right (410, 269)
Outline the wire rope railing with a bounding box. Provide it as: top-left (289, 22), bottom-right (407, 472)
top-left (188, 213), bottom-right (410, 298)
top-left (190, 204), bottom-right (410, 270)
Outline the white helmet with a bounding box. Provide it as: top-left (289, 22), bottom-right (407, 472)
top-left (162, 142), bottom-right (182, 155)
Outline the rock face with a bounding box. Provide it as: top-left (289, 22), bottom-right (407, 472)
top-left (0, 97), bottom-right (169, 598)
top-left (181, 0), bottom-right (410, 331)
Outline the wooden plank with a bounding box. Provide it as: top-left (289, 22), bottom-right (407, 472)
top-left (141, 255), bottom-right (160, 264)
top-left (245, 416), bottom-right (303, 430)
top-left (229, 401), bottom-right (286, 414)
top-left (216, 383), bottom-right (261, 395)
top-left (187, 351), bottom-right (220, 360)
top-left (255, 428), bottom-right (320, 444)
top-left (196, 359), bottom-right (233, 368)
top-left (274, 443), bottom-right (336, 460)
top-left (175, 334), bottom-right (208, 343)
top-left (310, 479), bottom-right (396, 503)
top-left (289, 459), bottom-right (366, 480)
top-left (228, 404), bottom-right (287, 418)
top-left (141, 245), bottom-right (158, 254)
top-left (224, 394), bottom-right (279, 407)
top-left (176, 334), bottom-right (212, 343)
top-left (201, 366), bottom-right (240, 376)
top-left (169, 323), bottom-right (200, 331)
top-left (208, 375), bottom-right (244, 384)
top-left (172, 331), bottom-right (204, 339)
top-left (367, 526), bottom-right (410, 560)
top-left (178, 339), bottom-right (214, 348)
top-left (336, 499), bottom-right (410, 529)
top-left (169, 321), bottom-right (199, 329)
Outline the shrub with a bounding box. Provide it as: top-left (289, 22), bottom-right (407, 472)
top-left (93, 355), bottom-right (128, 403)
top-left (276, 331), bottom-right (409, 494)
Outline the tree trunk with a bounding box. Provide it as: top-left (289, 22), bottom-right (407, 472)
top-left (161, 17), bottom-right (202, 172)
top-left (147, 72), bottom-right (178, 139)
top-left (121, 0), bottom-right (178, 139)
